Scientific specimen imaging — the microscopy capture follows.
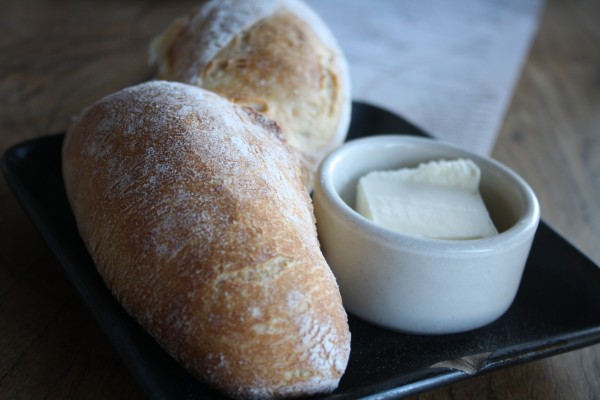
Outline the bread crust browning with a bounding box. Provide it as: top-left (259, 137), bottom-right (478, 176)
top-left (149, 0), bottom-right (351, 190)
top-left (62, 81), bottom-right (350, 399)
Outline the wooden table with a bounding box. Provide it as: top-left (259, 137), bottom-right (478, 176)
top-left (1, 0), bottom-right (598, 398)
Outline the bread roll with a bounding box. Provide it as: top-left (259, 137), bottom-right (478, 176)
top-left (62, 81), bottom-right (350, 399)
top-left (148, 0), bottom-right (351, 190)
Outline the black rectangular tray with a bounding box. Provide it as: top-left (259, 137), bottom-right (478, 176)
top-left (3, 102), bottom-right (600, 399)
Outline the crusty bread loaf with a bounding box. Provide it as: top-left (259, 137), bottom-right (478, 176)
top-left (62, 81), bottom-right (350, 399)
top-left (148, 0), bottom-right (351, 190)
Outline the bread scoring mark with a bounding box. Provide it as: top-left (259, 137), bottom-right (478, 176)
top-left (155, 0), bottom-right (282, 84)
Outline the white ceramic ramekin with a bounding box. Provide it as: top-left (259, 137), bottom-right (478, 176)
top-left (313, 135), bottom-right (540, 335)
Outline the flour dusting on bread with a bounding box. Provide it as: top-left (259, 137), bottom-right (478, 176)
top-left (62, 81), bottom-right (350, 399)
top-left (149, 0), bottom-right (351, 190)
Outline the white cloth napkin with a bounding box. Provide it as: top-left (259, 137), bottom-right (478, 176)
top-left (306, 0), bottom-right (544, 155)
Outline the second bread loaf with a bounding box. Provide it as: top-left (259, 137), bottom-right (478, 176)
top-left (149, 0), bottom-right (351, 190)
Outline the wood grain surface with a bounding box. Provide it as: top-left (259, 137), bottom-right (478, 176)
top-left (1, 0), bottom-right (598, 399)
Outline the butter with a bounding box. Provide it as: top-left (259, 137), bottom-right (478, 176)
top-left (355, 159), bottom-right (498, 240)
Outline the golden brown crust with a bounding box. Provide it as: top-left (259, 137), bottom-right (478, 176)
top-left (62, 81), bottom-right (350, 399)
top-left (149, 0), bottom-right (351, 190)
